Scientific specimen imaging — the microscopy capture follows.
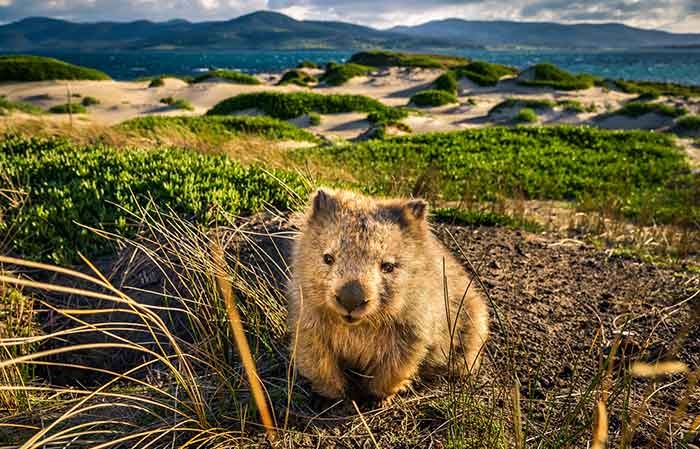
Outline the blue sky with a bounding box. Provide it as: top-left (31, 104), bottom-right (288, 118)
top-left (1, 0), bottom-right (698, 32)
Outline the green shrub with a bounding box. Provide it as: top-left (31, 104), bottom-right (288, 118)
top-left (308, 112), bottom-right (321, 126)
top-left (519, 63), bottom-right (597, 91)
top-left (192, 69), bottom-right (260, 85)
top-left (118, 115), bottom-right (319, 143)
top-left (489, 98), bottom-right (555, 115)
top-left (277, 69), bottom-right (318, 86)
top-left (207, 91), bottom-right (406, 125)
top-left (514, 108), bottom-right (538, 123)
top-left (49, 103), bottom-right (87, 114)
top-left (349, 50), bottom-right (469, 69)
top-left (0, 55), bottom-right (110, 82)
top-left (81, 96), bottom-right (100, 107)
top-left (320, 63), bottom-right (372, 86)
top-left (292, 126), bottom-right (697, 225)
top-left (148, 77), bottom-right (165, 88)
top-left (453, 61), bottom-right (518, 86)
top-left (160, 97), bottom-right (194, 111)
top-left (410, 90), bottom-right (458, 107)
top-left (613, 79), bottom-right (700, 98)
top-left (0, 96), bottom-right (42, 115)
top-left (556, 100), bottom-right (593, 113)
top-left (297, 60), bottom-right (318, 69)
top-left (433, 71), bottom-right (458, 94)
top-left (673, 115), bottom-right (700, 135)
top-left (613, 101), bottom-right (687, 118)
top-left (0, 135), bottom-right (309, 264)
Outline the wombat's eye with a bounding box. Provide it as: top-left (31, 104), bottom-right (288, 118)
top-left (381, 262), bottom-right (395, 273)
top-left (323, 254), bottom-right (335, 265)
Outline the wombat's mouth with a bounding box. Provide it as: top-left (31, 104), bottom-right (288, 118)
top-left (343, 314), bottom-right (362, 325)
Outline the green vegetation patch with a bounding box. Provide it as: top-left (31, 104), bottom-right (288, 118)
top-left (308, 112), bottom-right (321, 126)
top-left (118, 115), bottom-right (319, 143)
top-left (292, 126), bottom-right (698, 225)
top-left (433, 71), bottom-right (458, 94)
top-left (0, 135), bottom-right (309, 264)
top-left (81, 96), bottom-right (100, 107)
top-left (297, 60), bottom-right (319, 69)
top-left (557, 99), bottom-right (596, 113)
top-left (612, 101), bottom-right (687, 118)
top-left (160, 97), bottom-right (194, 111)
top-left (148, 77), bottom-right (165, 88)
top-left (207, 91), bottom-right (406, 125)
top-left (454, 61), bottom-right (518, 87)
top-left (192, 69), bottom-right (260, 85)
top-left (410, 89), bottom-right (458, 107)
top-left (613, 79), bottom-right (700, 98)
top-left (0, 55), bottom-right (110, 82)
top-left (319, 62), bottom-right (372, 86)
top-left (0, 95), bottom-right (42, 115)
top-left (349, 50), bottom-right (469, 69)
top-left (277, 69), bottom-right (318, 86)
top-left (489, 98), bottom-right (555, 115)
top-left (673, 115), bottom-right (700, 136)
top-left (48, 103), bottom-right (87, 114)
top-left (514, 107), bottom-right (538, 123)
top-left (519, 63), bottom-right (597, 91)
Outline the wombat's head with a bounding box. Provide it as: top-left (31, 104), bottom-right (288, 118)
top-left (293, 188), bottom-right (429, 326)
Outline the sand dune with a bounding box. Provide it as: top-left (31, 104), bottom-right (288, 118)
top-left (0, 69), bottom-right (695, 142)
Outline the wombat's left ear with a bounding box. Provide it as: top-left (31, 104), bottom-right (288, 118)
top-left (402, 199), bottom-right (428, 221)
top-left (310, 188), bottom-right (337, 219)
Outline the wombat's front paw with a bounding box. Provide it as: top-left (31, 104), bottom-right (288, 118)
top-left (369, 377), bottom-right (412, 400)
top-left (312, 379), bottom-right (346, 400)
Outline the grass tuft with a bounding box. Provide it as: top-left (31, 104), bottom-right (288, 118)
top-left (320, 62), bottom-right (372, 86)
top-left (454, 61), bottom-right (518, 87)
top-left (0, 96), bottom-right (43, 115)
top-left (0, 54), bottom-right (110, 81)
top-left (410, 89), bottom-right (458, 107)
top-left (519, 63), bottom-right (597, 90)
top-left (48, 103), bottom-right (86, 114)
top-left (349, 50), bottom-right (469, 69)
top-left (192, 69), bottom-right (260, 85)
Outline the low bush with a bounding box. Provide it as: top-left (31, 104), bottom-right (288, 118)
top-left (613, 79), bottom-right (700, 98)
top-left (514, 108), bottom-right (538, 123)
top-left (297, 60), bottom-right (319, 69)
top-left (160, 97), bottom-right (194, 111)
top-left (433, 71), bottom-right (458, 94)
top-left (292, 126), bottom-right (697, 225)
top-left (673, 115), bottom-right (700, 135)
top-left (192, 69), bottom-right (260, 85)
top-left (118, 115), bottom-right (319, 143)
top-left (319, 62), bottom-right (372, 86)
top-left (277, 69), bottom-right (318, 86)
top-left (454, 61), bottom-right (518, 86)
top-left (148, 77), bottom-right (165, 88)
top-left (0, 95), bottom-right (42, 115)
top-left (349, 50), bottom-right (469, 69)
top-left (49, 103), bottom-right (87, 114)
top-left (81, 96), bottom-right (100, 107)
top-left (489, 98), bottom-right (555, 115)
top-left (519, 63), bottom-right (597, 91)
top-left (613, 101), bottom-right (687, 118)
top-left (207, 91), bottom-right (406, 125)
top-left (308, 112), bottom-right (321, 126)
top-left (410, 90), bottom-right (458, 107)
top-left (0, 55), bottom-right (110, 81)
top-left (0, 135), bottom-right (309, 264)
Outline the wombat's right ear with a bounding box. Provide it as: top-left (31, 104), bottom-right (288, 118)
top-left (310, 188), bottom-right (337, 220)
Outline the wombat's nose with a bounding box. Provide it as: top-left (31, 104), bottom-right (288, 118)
top-left (336, 280), bottom-right (367, 313)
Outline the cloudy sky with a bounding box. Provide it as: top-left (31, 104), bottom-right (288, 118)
top-left (1, 0), bottom-right (698, 32)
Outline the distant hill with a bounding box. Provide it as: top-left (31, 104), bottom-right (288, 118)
top-left (0, 11), bottom-right (453, 51)
top-left (388, 19), bottom-right (700, 49)
top-left (1, 11), bottom-right (699, 51)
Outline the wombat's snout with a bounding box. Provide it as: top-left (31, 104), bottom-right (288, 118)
top-left (335, 280), bottom-right (368, 313)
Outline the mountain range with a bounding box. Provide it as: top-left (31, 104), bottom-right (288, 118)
top-left (1, 10), bottom-right (699, 51)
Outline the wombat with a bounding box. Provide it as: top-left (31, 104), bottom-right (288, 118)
top-left (287, 188), bottom-right (489, 400)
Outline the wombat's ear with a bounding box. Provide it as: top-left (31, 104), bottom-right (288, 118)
top-left (403, 199), bottom-right (428, 222)
top-left (310, 188), bottom-right (337, 220)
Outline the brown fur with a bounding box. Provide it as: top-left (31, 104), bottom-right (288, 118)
top-left (287, 188), bottom-right (489, 400)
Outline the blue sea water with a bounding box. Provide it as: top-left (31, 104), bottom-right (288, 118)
top-left (24, 49), bottom-right (700, 85)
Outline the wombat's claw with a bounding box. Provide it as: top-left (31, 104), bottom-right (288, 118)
top-left (380, 394), bottom-right (396, 407)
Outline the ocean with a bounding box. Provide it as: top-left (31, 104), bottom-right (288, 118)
top-left (24, 49), bottom-right (700, 85)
